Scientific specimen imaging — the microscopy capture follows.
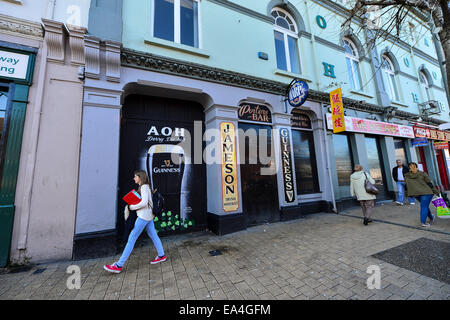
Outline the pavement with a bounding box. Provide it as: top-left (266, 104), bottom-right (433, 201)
top-left (0, 201), bottom-right (449, 300)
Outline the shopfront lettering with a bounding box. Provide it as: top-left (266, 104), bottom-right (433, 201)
top-left (238, 103), bottom-right (272, 123)
top-left (221, 122), bottom-right (239, 212)
top-left (280, 128), bottom-right (295, 203)
top-left (147, 126), bottom-right (185, 137)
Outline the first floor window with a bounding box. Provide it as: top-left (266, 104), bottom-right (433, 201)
top-left (153, 0), bottom-right (199, 48)
top-left (292, 130), bottom-right (320, 194)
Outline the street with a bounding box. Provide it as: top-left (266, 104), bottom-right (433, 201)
top-left (0, 202), bottom-right (449, 300)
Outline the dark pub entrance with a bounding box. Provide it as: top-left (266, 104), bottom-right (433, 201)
top-left (238, 102), bottom-right (279, 226)
top-left (118, 94), bottom-right (206, 240)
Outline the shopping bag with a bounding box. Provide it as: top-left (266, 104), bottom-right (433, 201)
top-left (431, 196), bottom-right (450, 219)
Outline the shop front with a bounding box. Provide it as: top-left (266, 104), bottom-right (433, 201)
top-left (0, 44), bottom-right (36, 267)
top-left (326, 113), bottom-right (416, 211)
top-left (413, 125), bottom-right (450, 190)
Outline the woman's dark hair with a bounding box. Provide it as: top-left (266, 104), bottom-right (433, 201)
top-left (134, 170), bottom-right (152, 193)
top-left (408, 162), bottom-right (418, 168)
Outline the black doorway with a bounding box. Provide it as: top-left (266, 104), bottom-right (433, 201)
top-left (118, 94), bottom-right (206, 240)
top-left (238, 123), bottom-right (279, 226)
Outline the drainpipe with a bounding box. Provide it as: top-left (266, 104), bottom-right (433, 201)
top-left (322, 106), bottom-right (337, 213)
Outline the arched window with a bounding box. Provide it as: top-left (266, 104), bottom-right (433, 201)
top-left (381, 55), bottom-right (399, 101)
top-left (343, 38), bottom-right (362, 91)
top-left (419, 71), bottom-right (431, 101)
top-left (271, 8), bottom-right (301, 74)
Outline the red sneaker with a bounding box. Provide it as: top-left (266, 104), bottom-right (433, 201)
top-left (104, 262), bottom-right (122, 273)
top-left (151, 256), bottom-right (167, 264)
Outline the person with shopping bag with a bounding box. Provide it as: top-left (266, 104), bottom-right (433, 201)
top-left (404, 162), bottom-right (439, 227)
top-left (350, 165), bottom-right (377, 226)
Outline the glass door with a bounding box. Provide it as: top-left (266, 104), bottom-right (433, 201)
top-left (332, 134), bottom-right (353, 198)
top-left (365, 136), bottom-right (389, 200)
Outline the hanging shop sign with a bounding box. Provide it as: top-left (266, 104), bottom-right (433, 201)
top-left (279, 128), bottom-right (295, 203)
top-left (291, 111), bottom-right (312, 129)
top-left (0, 49), bottom-right (31, 80)
top-left (413, 126), bottom-right (450, 141)
top-left (220, 122), bottom-right (239, 212)
top-left (238, 103), bottom-right (272, 123)
top-left (411, 137), bottom-right (429, 147)
top-left (434, 141), bottom-right (449, 150)
top-left (287, 79), bottom-right (309, 107)
top-left (326, 114), bottom-right (415, 138)
top-left (329, 88), bottom-right (345, 133)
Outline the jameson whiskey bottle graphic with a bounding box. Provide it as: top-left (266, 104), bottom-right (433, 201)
top-left (146, 144), bottom-right (190, 220)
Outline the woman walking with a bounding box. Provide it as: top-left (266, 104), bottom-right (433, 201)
top-left (404, 162), bottom-right (439, 227)
top-left (104, 170), bottom-right (166, 273)
top-left (350, 165), bottom-right (377, 226)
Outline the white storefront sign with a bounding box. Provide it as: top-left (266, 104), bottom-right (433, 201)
top-left (0, 50), bottom-right (30, 80)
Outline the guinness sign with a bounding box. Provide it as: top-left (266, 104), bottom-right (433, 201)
top-left (280, 128), bottom-right (295, 203)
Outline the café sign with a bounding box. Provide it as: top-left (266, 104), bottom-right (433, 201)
top-left (326, 114), bottom-right (415, 138)
top-left (413, 126), bottom-right (450, 142)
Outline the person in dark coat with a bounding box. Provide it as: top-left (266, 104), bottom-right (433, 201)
top-left (392, 159), bottom-right (415, 205)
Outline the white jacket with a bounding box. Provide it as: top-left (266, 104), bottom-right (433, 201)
top-left (129, 184), bottom-right (154, 221)
top-left (350, 171), bottom-right (377, 201)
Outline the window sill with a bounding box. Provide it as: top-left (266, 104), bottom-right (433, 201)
top-left (144, 37), bottom-right (210, 58)
top-left (349, 90), bottom-right (374, 99)
top-left (274, 69), bottom-right (313, 82)
top-left (390, 100), bottom-right (408, 108)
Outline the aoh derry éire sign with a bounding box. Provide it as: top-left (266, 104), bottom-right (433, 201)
top-left (220, 122), bottom-right (239, 212)
top-left (0, 50), bottom-right (30, 80)
top-left (330, 88), bottom-right (345, 133)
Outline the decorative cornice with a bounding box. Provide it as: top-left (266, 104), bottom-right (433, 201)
top-left (0, 14), bottom-right (43, 39)
top-left (121, 48), bottom-right (286, 95)
top-left (66, 24), bottom-right (87, 66)
top-left (41, 18), bottom-right (65, 63)
top-left (121, 47), bottom-right (445, 126)
top-left (104, 40), bottom-right (122, 82)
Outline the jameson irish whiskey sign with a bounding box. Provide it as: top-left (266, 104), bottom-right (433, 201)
top-left (220, 122), bottom-right (239, 212)
top-left (238, 103), bottom-right (272, 123)
top-left (280, 128), bottom-right (295, 203)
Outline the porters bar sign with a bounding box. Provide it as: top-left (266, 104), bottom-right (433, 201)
top-left (220, 122), bottom-right (239, 212)
top-left (238, 103), bottom-right (272, 123)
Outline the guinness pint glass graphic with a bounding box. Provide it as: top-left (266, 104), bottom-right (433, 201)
top-left (146, 144), bottom-right (192, 220)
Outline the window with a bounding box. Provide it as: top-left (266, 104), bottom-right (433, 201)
top-left (271, 8), bottom-right (301, 74)
top-left (393, 139), bottom-right (408, 164)
top-left (292, 129), bottom-right (320, 194)
top-left (333, 134), bottom-right (353, 187)
top-left (343, 38), bottom-right (362, 91)
top-left (419, 71), bottom-right (431, 102)
top-left (153, 0), bottom-right (199, 48)
top-left (381, 55), bottom-right (399, 101)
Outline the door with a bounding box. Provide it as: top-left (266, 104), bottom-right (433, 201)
top-left (118, 95), bottom-right (206, 238)
top-left (239, 123), bottom-right (279, 226)
top-left (417, 147), bottom-right (428, 173)
top-left (365, 136), bottom-right (389, 200)
top-left (436, 149), bottom-right (449, 190)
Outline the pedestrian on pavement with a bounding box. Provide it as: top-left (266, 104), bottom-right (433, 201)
top-left (350, 164), bottom-right (376, 226)
top-left (404, 162), bottom-right (439, 228)
top-left (104, 170), bottom-right (167, 273)
top-left (392, 159), bottom-right (415, 206)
